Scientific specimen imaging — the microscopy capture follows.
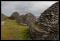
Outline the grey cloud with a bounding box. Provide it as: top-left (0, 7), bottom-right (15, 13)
top-left (1, 1), bottom-right (57, 17)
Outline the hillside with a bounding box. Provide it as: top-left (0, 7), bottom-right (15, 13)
top-left (1, 14), bottom-right (7, 21)
top-left (1, 19), bottom-right (31, 40)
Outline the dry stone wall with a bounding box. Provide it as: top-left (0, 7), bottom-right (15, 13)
top-left (30, 2), bottom-right (59, 40)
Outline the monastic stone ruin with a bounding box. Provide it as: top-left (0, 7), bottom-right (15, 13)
top-left (30, 2), bottom-right (59, 40)
top-left (9, 12), bottom-right (36, 25)
top-left (24, 13), bottom-right (36, 25)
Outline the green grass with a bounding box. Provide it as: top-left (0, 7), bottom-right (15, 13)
top-left (1, 19), bottom-right (31, 40)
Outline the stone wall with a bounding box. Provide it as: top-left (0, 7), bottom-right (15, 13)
top-left (30, 2), bottom-right (59, 40)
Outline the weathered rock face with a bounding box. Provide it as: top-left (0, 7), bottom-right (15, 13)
top-left (30, 2), bottom-right (59, 40)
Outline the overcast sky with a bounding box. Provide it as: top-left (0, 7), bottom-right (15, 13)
top-left (1, 1), bottom-right (57, 17)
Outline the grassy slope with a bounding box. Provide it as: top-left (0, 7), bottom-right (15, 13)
top-left (1, 19), bottom-right (31, 40)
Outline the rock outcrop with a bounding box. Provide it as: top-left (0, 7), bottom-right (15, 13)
top-left (30, 2), bottom-right (59, 40)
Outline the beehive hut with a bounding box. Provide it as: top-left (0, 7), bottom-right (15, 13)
top-left (24, 13), bottom-right (36, 25)
top-left (30, 2), bottom-right (59, 40)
